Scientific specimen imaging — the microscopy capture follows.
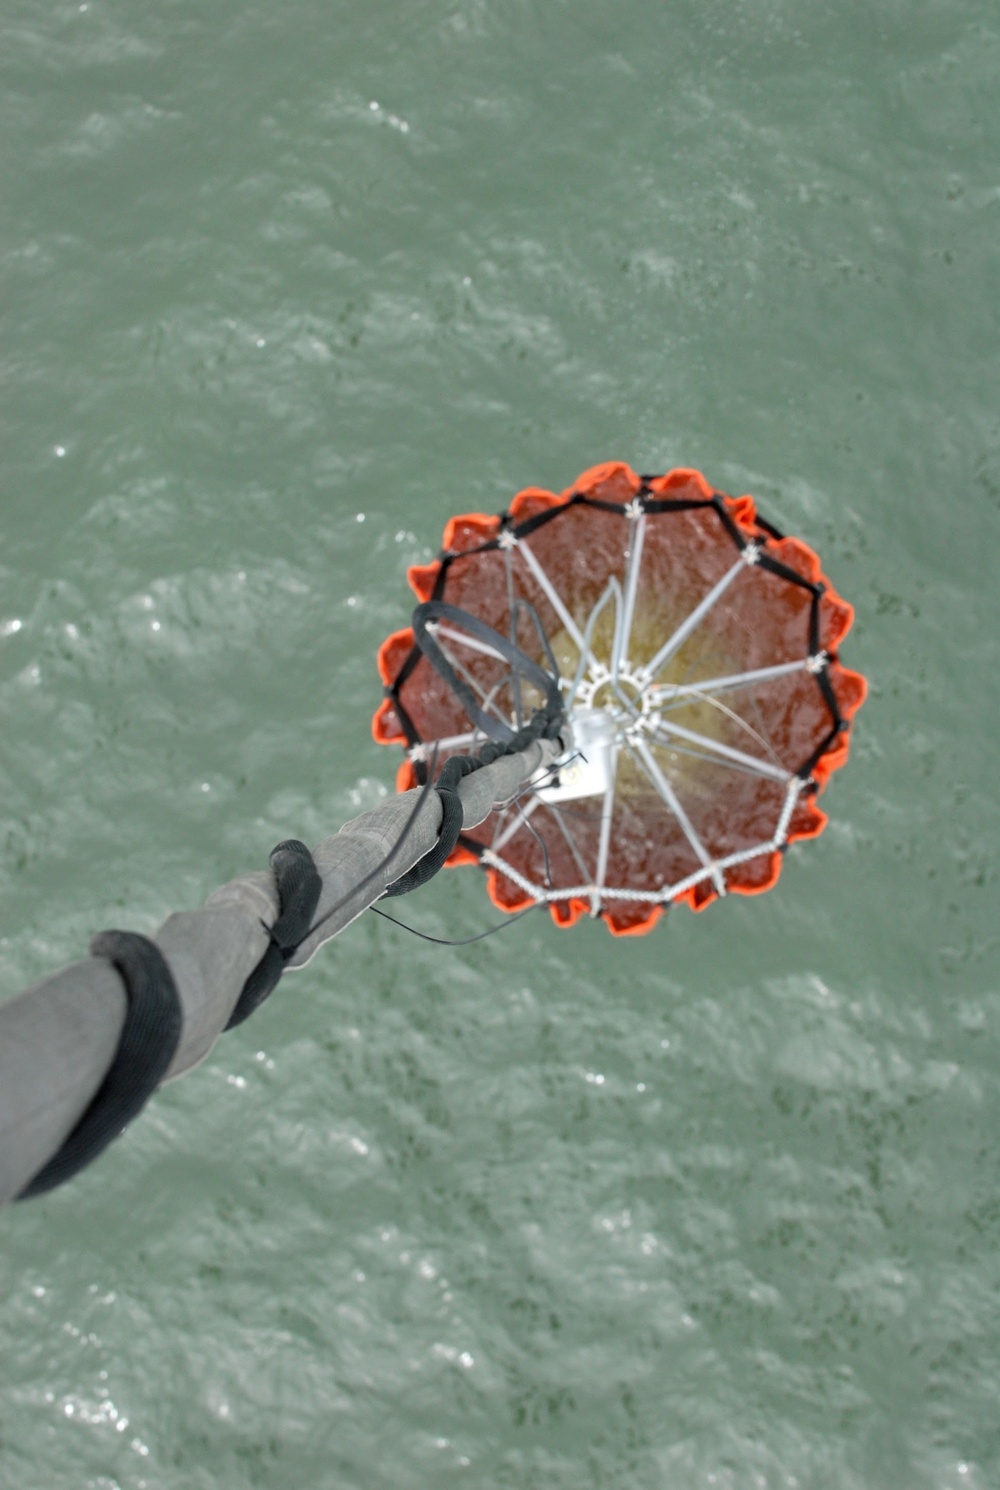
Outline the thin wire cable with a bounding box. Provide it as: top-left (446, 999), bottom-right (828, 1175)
top-left (300, 748), bottom-right (443, 944)
top-left (655, 684), bottom-right (786, 772)
top-left (370, 903), bottom-right (541, 945)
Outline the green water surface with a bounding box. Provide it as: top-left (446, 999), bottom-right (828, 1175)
top-left (1, 2), bottom-right (999, 1487)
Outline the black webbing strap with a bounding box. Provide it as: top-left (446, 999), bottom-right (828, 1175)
top-left (383, 601), bottom-right (565, 897)
top-left (382, 755), bottom-right (475, 897)
top-left (19, 840), bottom-right (323, 1200)
top-left (383, 711), bottom-right (563, 898)
top-left (225, 839), bottom-right (322, 1029)
top-left (18, 600), bottom-right (563, 1198)
top-left (17, 931), bottom-right (183, 1199)
top-left (411, 600), bottom-right (564, 743)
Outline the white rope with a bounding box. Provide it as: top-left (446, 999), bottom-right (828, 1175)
top-left (631, 739), bottom-right (726, 897)
top-left (482, 773), bottom-right (808, 909)
top-left (593, 745), bottom-right (620, 912)
top-left (564, 578), bottom-right (617, 711)
top-left (648, 656), bottom-right (811, 704)
top-left (544, 798), bottom-right (599, 888)
top-left (636, 554), bottom-right (748, 684)
top-left (516, 537), bottom-right (601, 678)
top-left (611, 511), bottom-right (646, 685)
top-left (428, 622), bottom-right (508, 664)
top-left (645, 717), bottom-right (793, 785)
top-left (430, 631), bottom-right (512, 731)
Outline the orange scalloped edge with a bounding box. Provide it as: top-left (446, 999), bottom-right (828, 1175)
top-left (401, 511), bottom-right (503, 608)
top-left (818, 584), bottom-right (855, 654)
top-left (787, 795), bottom-right (829, 842)
top-left (728, 851), bottom-right (782, 899)
top-left (509, 485), bottom-right (562, 523)
top-left (662, 792), bottom-right (832, 912)
top-left (672, 882), bottom-right (715, 913)
top-left (648, 468), bottom-right (715, 502)
top-left (721, 497), bottom-right (860, 662)
top-left (372, 628), bottom-right (417, 745)
top-left (565, 461), bottom-right (643, 504)
top-left (485, 873), bottom-right (594, 930)
top-left (811, 665), bottom-right (868, 789)
top-left (446, 843), bottom-right (480, 869)
top-left (485, 865), bottom-right (535, 914)
top-left (605, 903), bottom-right (666, 936)
top-left (724, 493), bottom-right (758, 528)
top-left (718, 507), bottom-right (866, 798)
top-left (373, 465), bottom-right (867, 931)
top-left (377, 627), bottom-right (415, 686)
top-left (772, 535), bottom-right (822, 585)
top-left (372, 697), bottom-right (405, 745)
top-left (442, 511), bottom-right (500, 554)
top-left (407, 561), bottom-right (440, 602)
top-left (551, 897), bottom-right (590, 929)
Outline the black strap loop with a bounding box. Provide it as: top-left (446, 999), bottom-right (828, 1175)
top-left (383, 756), bottom-right (474, 897)
top-left (381, 601), bottom-right (566, 900)
top-left (19, 841), bottom-right (322, 1197)
top-left (225, 839), bottom-right (321, 1029)
top-left (383, 706), bottom-right (563, 899)
top-left (411, 601), bottom-right (564, 742)
top-left (17, 931), bottom-right (183, 1199)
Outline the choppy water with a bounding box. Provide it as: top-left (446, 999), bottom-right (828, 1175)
top-left (2, 2), bottom-right (999, 1486)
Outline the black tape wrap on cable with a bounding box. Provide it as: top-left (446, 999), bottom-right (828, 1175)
top-left (18, 841), bottom-right (322, 1200)
top-left (17, 601), bottom-right (563, 1199)
top-left (17, 931), bottom-right (183, 1199)
top-left (225, 839), bottom-right (321, 1029)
